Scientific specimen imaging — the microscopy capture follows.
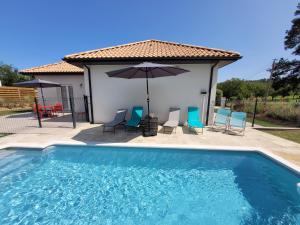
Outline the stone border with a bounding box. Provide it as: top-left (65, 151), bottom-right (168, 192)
top-left (1, 141), bottom-right (300, 175)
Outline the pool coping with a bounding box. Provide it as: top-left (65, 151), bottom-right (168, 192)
top-left (1, 141), bottom-right (300, 175)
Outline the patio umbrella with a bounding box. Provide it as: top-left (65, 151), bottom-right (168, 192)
top-left (106, 62), bottom-right (189, 117)
top-left (14, 79), bottom-right (61, 106)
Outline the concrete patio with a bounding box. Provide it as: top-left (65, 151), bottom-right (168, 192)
top-left (0, 122), bottom-right (300, 167)
top-left (0, 112), bottom-right (84, 133)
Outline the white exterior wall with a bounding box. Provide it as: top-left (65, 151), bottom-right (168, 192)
top-left (85, 64), bottom-right (218, 125)
top-left (209, 66), bottom-right (218, 123)
top-left (35, 74), bottom-right (85, 112)
top-left (34, 74), bottom-right (85, 98)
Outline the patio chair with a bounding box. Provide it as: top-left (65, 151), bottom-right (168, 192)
top-left (212, 108), bottom-right (231, 130)
top-left (228, 112), bottom-right (247, 135)
top-left (163, 107), bottom-right (180, 133)
top-left (53, 102), bottom-right (64, 116)
top-left (187, 106), bottom-right (204, 134)
top-left (103, 109), bottom-right (127, 134)
top-left (126, 106), bottom-right (143, 131)
top-left (33, 104), bottom-right (54, 119)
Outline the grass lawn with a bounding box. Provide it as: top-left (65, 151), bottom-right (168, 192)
top-left (246, 117), bottom-right (283, 127)
top-left (0, 108), bottom-right (32, 117)
top-left (263, 130), bottom-right (300, 144)
top-left (246, 115), bottom-right (298, 128)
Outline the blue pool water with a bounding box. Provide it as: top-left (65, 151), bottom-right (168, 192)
top-left (0, 146), bottom-right (300, 225)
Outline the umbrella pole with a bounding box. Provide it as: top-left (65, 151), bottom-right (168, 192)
top-left (146, 71), bottom-right (150, 116)
top-left (40, 87), bottom-right (46, 107)
top-left (146, 70), bottom-right (150, 133)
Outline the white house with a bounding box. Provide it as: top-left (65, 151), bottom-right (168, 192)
top-left (21, 39), bottom-right (241, 125)
top-left (63, 40), bottom-right (241, 125)
top-left (20, 61), bottom-right (84, 110)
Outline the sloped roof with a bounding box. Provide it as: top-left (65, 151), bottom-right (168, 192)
top-left (20, 61), bottom-right (83, 75)
top-left (63, 39), bottom-right (241, 61)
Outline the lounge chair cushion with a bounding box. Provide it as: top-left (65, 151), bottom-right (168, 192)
top-left (104, 121), bottom-right (121, 127)
top-left (215, 120), bottom-right (227, 125)
top-left (188, 120), bottom-right (204, 128)
top-left (163, 120), bottom-right (179, 128)
top-left (214, 108), bottom-right (231, 126)
top-left (230, 112), bottom-right (246, 128)
top-left (126, 120), bottom-right (140, 127)
top-left (187, 107), bottom-right (204, 128)
top-left (163, 108), bottom-right (180, 128)
top-left (126, 106), bottom-right (143, 127)
top-left (104, 109), bottom-right (127, 128)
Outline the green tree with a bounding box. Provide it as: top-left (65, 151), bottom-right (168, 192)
top-left (215, 89), bottom-right (223, 105)
top-left (218, 79), bottom-right (271, 99)
top-left (245, 80), bottom-right (268, 97)
top-left (268, 87), bottom-right (277, 100)
top-left (271, 58), bottom-right (300, 97)
top-left (217, 78), bottom-right (250, 99)
top-left (285, 2), bottom-right (300, 55)
top-left (0, 62), bottom-right (31, 86)
top-left (270, 2), bottom-right (300, 98)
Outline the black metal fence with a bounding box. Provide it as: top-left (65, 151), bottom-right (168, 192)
top-left (225, 99), bottom-right (300, 127)
top-left (0, 96), bottom-right (90, 134)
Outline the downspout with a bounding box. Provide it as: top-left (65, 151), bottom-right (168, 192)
top-left (206, 61), bottom-right (219, 125)
top-left (84, 65), bottom-right (94, 124)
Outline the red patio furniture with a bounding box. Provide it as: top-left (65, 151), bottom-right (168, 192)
top-left (33, 103), bottom-right (44, 118)
top-left (52, 102), bottom-right (64, 115)
top-left (42, 105), bottom-right (55, 117)
top-left (33, 104), bottom-right (55, 118)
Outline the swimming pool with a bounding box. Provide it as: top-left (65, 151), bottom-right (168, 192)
top-left (0, 145), bottom-right (299, 225)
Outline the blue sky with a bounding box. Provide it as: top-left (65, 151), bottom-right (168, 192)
top-left (0, 0), bottom-right (297, 81)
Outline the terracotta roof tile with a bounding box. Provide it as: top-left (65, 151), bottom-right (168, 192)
top-left (64, 39), bottom-right (241, 61)
top-left (20, 61), bottom-right (83, 74)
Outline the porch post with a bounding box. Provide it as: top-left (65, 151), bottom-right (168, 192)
top-left (206, 61), bottom-right (219, 125)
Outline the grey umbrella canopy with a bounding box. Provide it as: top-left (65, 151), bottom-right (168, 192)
top-left (14, 79), bottom-right (61, 106)
top-left (106, 62), bottom-right (189, 116)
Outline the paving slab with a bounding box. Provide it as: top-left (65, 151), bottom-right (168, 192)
top-left (1, 122), bottom-right (300, 166)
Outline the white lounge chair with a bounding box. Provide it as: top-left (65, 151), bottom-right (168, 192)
top-left (163, 107), bottom-right (180, 133)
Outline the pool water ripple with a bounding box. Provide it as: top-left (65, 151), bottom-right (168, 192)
top-left (0, 146), bottom-right (300, 224)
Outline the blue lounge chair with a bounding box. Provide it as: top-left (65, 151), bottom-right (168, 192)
top-left (126, 106), bottom-right (143, 131)
top-left (212, 108), bottom-right (231, 130)
top-left (187, 107), bottom-right (204, 133)
top-left (228, 112), bottom-right (247, 135)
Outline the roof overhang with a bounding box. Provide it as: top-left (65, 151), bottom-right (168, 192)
top-left (19, 71), bottom-right (83, 76)
top-left (63, 56), bottom-right (242, 68)
top-left (19, 61), bottom-right (84, 76)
